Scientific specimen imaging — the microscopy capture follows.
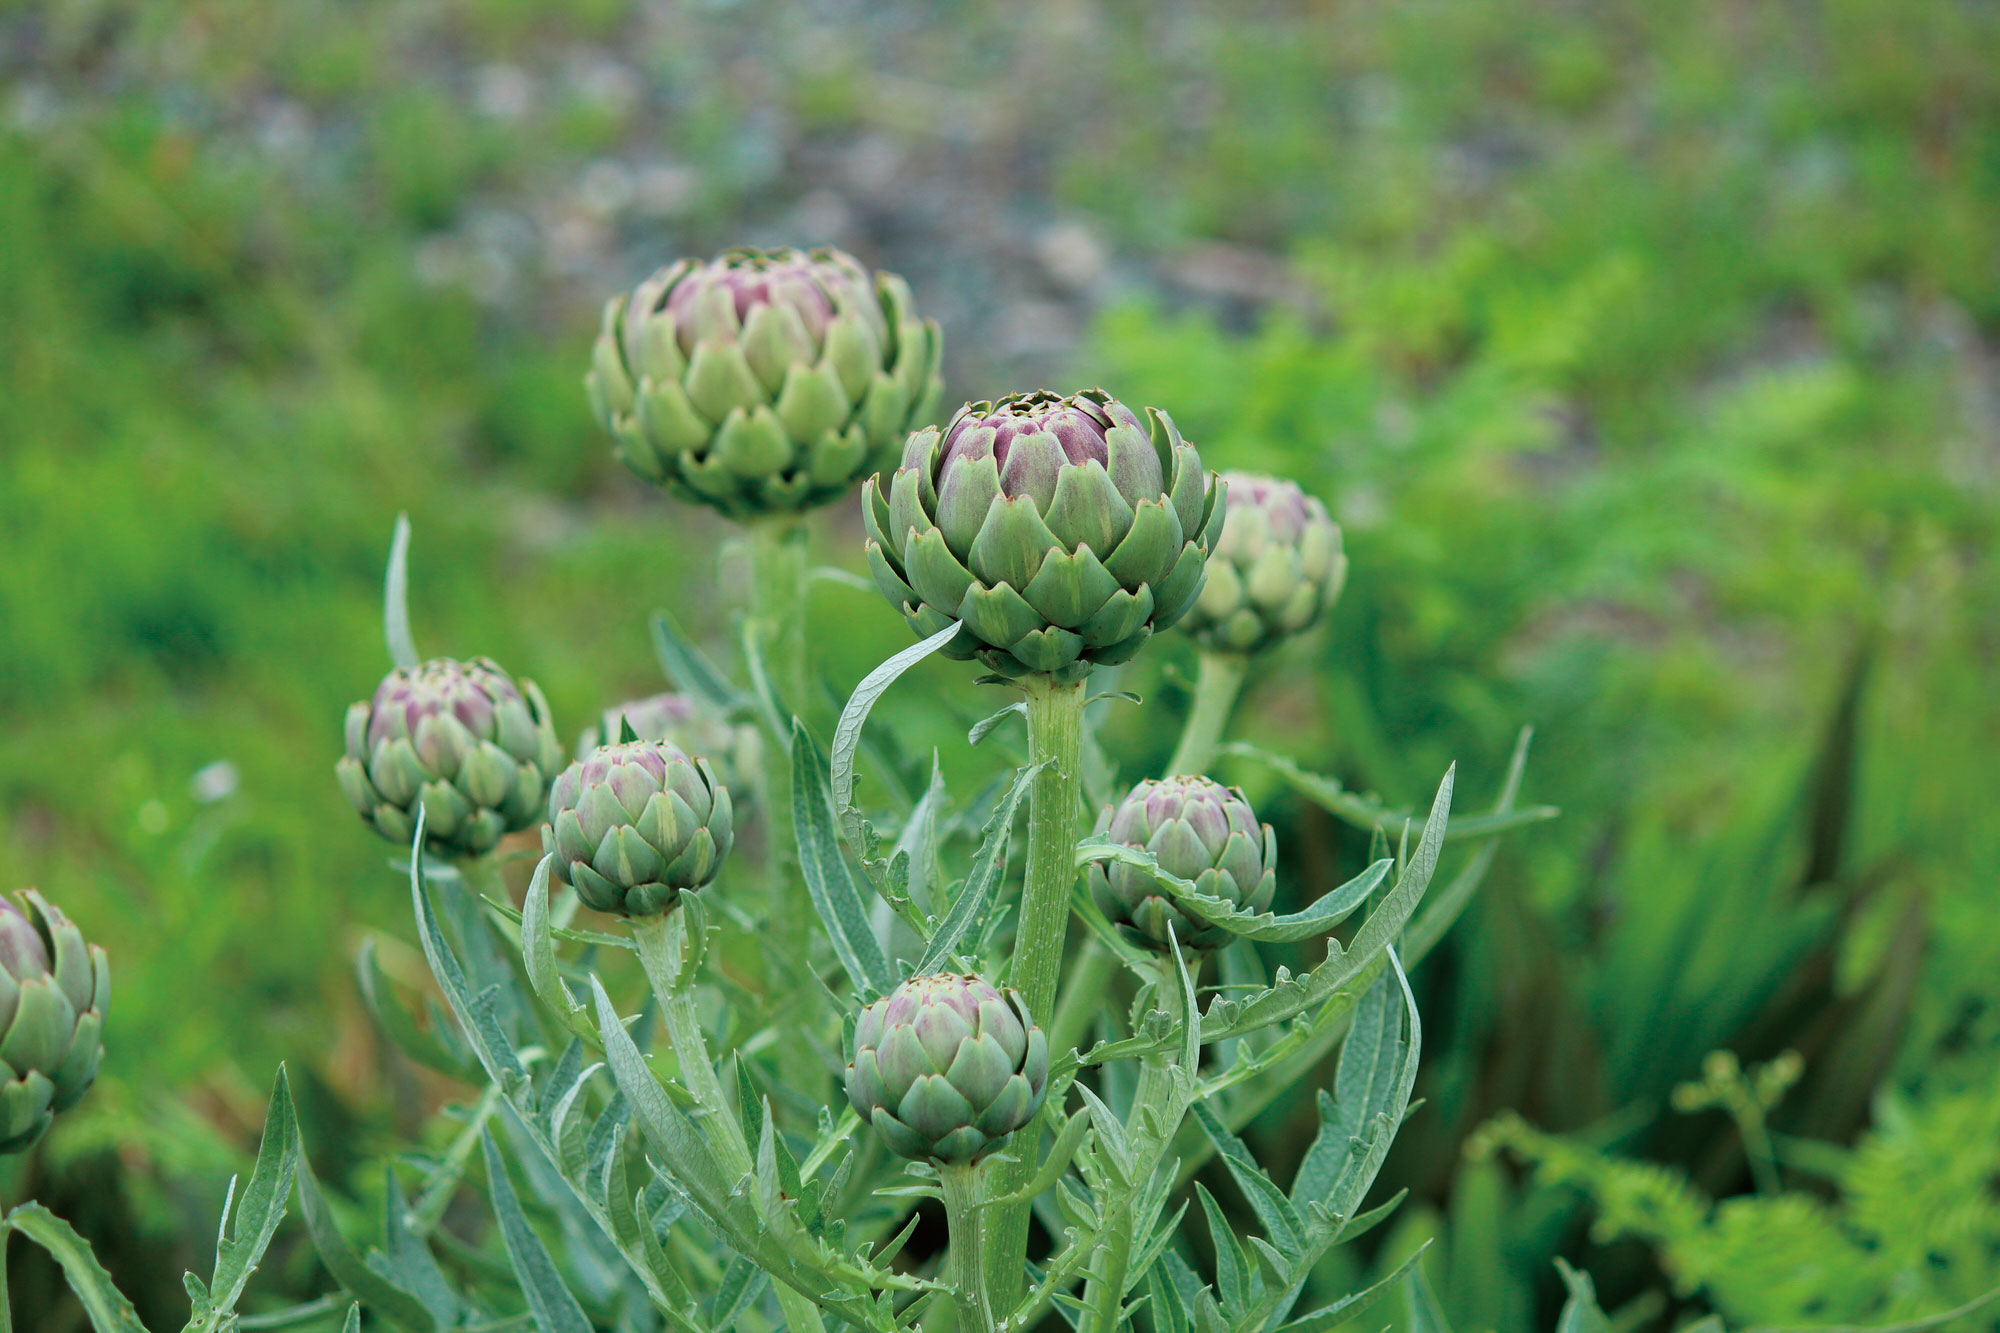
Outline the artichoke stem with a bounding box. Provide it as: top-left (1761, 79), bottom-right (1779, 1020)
top-left (986, 672), bottom-right (1087, 1309)
top-left (745, 514), bottom-right (818, 1098)
top-left (939, 1162), bottom-right (999, 1333)
top-left (1165, 649), bottom-right (1249, 778)
top-left (631, 909), bottom-right (748, 1175)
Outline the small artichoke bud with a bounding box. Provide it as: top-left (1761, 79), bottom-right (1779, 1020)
top-left (587, 246), bottom-right (944, 519)
top-left (1180, 471), bottom-right (1346, 654)
top-left (1088, 776), bottom-right (1277, 950)
top-left (575, 692), bottom-right (763, 812)
top-left (544, 740), bottom-right (734, 917)
top-left (337, 658), bottom-right (563, 858)
top-left (864, 389), bottom-right (1224, 681)
top-left (0, 891), bottom-right (110, 1154)
top-left (845, 973), bottom-right (1048, 1164)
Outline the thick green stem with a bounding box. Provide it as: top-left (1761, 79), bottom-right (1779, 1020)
top-left (1165, 650), bottom-right (1249, 777)
top-left (632, 911), bottom-right (747, 1174)
top-left (986, 673), bottom-right (1087, 1309)
top-left (939, 1164), bottom-right (998, 1333)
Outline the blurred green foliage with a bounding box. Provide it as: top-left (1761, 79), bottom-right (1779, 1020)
top-left (2, 0), bottom-right (1997, 1327)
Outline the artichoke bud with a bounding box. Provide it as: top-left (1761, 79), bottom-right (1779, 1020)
top-left (0, 890), bottom-right (109, 1155)
top-left (587, 246), bottom-right (944, 519)
top-left (337, 657), bottom-right (562, 858)
top-left (575, 692), bottom-right (763, 814)
top-left (863, 388), bottom-right (1225, 682)
top-left (846, 973), bottom-right (1048, 1164)
top-left (1088, 775), bottom-right (1277, 950)
top-left (544, 740), bottom-right (734, 918)
top-left (1180, 471), bottom-right (1346, 655)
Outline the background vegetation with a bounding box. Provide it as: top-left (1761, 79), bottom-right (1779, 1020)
top-left (3, 0), bottom-right (1996, 1327)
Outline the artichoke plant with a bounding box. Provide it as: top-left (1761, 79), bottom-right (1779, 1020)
top-left (576, 692), bottom-right (763, 808)
top-left (587, 246), bottom-right (944, 519)
top-left (544, 740), bottom-right (734, 917)
top-left (1089, 775), bottom-right (1277, 950)
top-left (0, 891), bottom-right (109, 1155)
top-left (845, 973), bottom-right (1048, 1164)
top-left (1180, 471), bottom-right (1346, 654)
top-left (864, 389), bottom-right (1224, 680)
top-left (337, 657), bottom-right (563, 858)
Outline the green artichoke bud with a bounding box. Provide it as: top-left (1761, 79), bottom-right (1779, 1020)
top-left (337, 658), bottom-right (563, 858)
top-left (864, 389), bottom-right (1224, 681)
top-left (1180, 471), bottom-right (1346, 654)
top-left (1088, 775), bottom-right (1276, 950)
top-left (0, 891), bottom-right (109, 1154)
top-left (587, 246), bottom-right (944, 519)
top-left (576, 692), bottom-right (763, 810)
top-left (845, 973), bottom-right (1047, 1163)
top-left (543, 740), bottom-right (734, 917)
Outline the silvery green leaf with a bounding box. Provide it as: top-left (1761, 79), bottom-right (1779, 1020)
top-left (1406, 1259), bottom-right (1455, 1333)
top-left (1074, 839), bottom-right (1390, 943)
top-left (831, 621), bottom-right (961, 851)
top-left (204, 1065), bottom-right (299, 1317)
top-left (650, 607), bottom-right (747, 715)
top-left (1197, 1184), bottom-right (1247, 1312)
top-left (382, 512), bottom-right (418, 670)
top-left (914, 761), bottom-right (1043, 975)
top-left (1191, 1104), bottom-right (1303, 1258)
top-left (1222, 742), bottom-right (1553, 843)
top-left (481, 1128), bottom-right (593, 1333)
top-left (792, 720), bottom-right (894, 997)
top-left (1273, 1240), bottom-right (1431, 1332)
top-left (3, 1204), bottom-right (148, 1333)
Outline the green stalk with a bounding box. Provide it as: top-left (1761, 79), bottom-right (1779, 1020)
top-left (938, 1164), bottom-right (998, 1333)
top-left (1166, 649), bottom-right (1249, 777)
top-left (633, 909), bottom-right (826, 1333)
top-left (986, 673), bottom-right (1088, 1308)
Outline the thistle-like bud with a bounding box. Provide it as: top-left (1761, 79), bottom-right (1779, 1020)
top-left (543, 740), bottom-right (734, 917)
top-left (575, 692), bottom-right (763, 812)
top-left (0, 891), bottom-right (109, 1154)
top-left (845, 974), bottom-right (1048, 1163)
top-left (336, 658), bottom-right (563, 857)
top-left (864, 389), bottom-right (1224, 681)
top-left (1180, 471), bottom-right (1346, 654)
top-left (587, 246), bottom-right (943, 518)
top-left (1088, 775), bottom-right (1276, 950)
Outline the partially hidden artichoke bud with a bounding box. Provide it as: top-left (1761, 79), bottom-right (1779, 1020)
top-left (846, 974), bottom-right (1048, 1163)
top-left (576, 692), bottom-right (763, 811)
top-left (864, 389), bottom-right (1224, 681)
top-left (587, 246), bottom-right (944, 519)
top-left (1088, 776), bottom-right (1276, 950)
top-left (1, 891), bottom-right (109, 1154)
top-left (1180, 471), bottom-right (1346, 654)
top-left (337, 658), bottom-right (563, 858)
top-left (544, 740), bottom-right (734, 917)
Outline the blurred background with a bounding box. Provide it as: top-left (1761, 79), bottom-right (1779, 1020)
top-left (3, 0), bottom-right (1998, 1327)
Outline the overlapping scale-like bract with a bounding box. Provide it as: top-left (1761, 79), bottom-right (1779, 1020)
top-left (575, 691), bottom-right (763, 813)
top-left (543, 740), bottom-right (734, 917)
top-left (863, 389), bottom-right (1224, 681)
top-left (336, 658), bottom-right (563, 858)
top-left (1088, 775), bottom-right (1277, 950)
top-left (845, 973), bottom-right (1047, 1164)
top-left (0, 891), bottom-right (109, 1155)
top-left (587, 246), bottom-right (944, 518)
top-left (1180, 471), bottom-right (1346, 654)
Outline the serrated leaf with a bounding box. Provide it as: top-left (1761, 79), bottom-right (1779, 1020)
top-left (793, 720), bottom-right (895, 996)
top-left (1074, 841), bottom-right (1391, 943)
top-left (204, 1064), bottom-right (300, 1316)
top-left (3, 1203), bottom-right (148, 1333)
top-left (1222, 744), bottom-right (1553, 843)
top-left (1275, 1240), bottom-right (1432, 1332)
top-left (481, 1128), bottom-right (594, 1333)
top-left (1191, 1103), bottom-right (1303, 1257)
top-left (914, 760), bottom-right (1043, 975)
top-left (831, 622), bottom-right (961, 852)
top-left (969, 701), bottom-right (1026, 747)
top-left (292, 1157), bottom-right (435, 1332)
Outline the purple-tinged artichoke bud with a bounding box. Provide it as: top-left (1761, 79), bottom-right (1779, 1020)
top-left (543, 740), bottom-right (734, 917)
top-left (864, 389), bottom-right (1224, 681)
top-left (0, 891), bottom-right (109, 1154)
top-left (336, 658), bottom-right (563, 858)
top-left (575, 692), bottom-right (763, 813)
top-left (1088, 776), bottom-right (1276, 950)
top-left (587, 246), bottom-right (944, 519)
top-left (1180, 471), bottom-right (1346, 654)
top-left (845, 973), bottom-right (1048, 1163)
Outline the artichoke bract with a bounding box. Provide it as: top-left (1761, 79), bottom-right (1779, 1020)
top-left (337, 658), bottom-right (563, 858)
top-left (587, 246), bottom-right (944, 519)
top-left (544, 740), bottom-right (734, 917)
top-left (864, 389), bottom-right (1224, 681)
top-left (575, 692), bottom-right (763, 809)
top-left (1180, 471), bottom-right (1346, 654)
top-left (1, 891), bottom-right (109, 1155)
top-left (1088, 776), bottom-right (1276, 950)
top-left (846, 974), bottom-right (1048, 1164)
